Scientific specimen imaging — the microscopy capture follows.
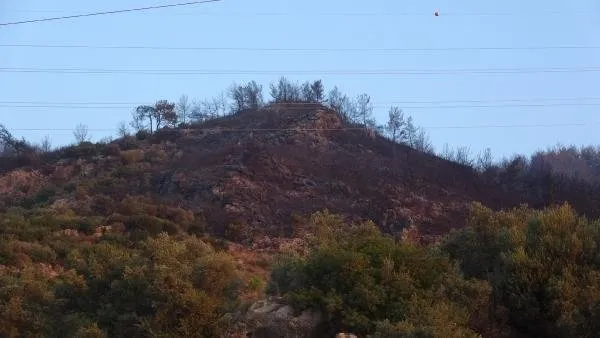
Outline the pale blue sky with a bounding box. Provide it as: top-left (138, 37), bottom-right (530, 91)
top-left (0, 0), bottom-right (599, 160)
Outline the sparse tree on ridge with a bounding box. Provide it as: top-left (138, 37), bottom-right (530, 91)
top-left (326, 86), bottom-right (357, 123)
top-left (73, 123), bottom-right (90, 144)
top-left (117, 121), bottom-right (130, 137)
top-left (153, 100), bottom-right (178, 129)
top-left (176, 94), bottom-right (191, 125)
top-left (385, 106), bottom-right (406, 142)
top-left (355, 93), bottom-right (374, 126)
top-left (476, 147), bottom-right (494, 171)
top-left (0, 124), bottom-right (32, 156)
top-left (301, 81), bottom-right (315, 102)
top-left (39, 135), bottom-right (52, 152)
top-left (311, 80), bottom-right (324, 102)
top-left (131, 100), bottom-right (177, 133)
top-left (230, 81), bottom-right (264, 113)
top-left (270, 76), bottom-right (301, 103)
top-left (131, 105), bottom-right (155, 133)
top-left (191, 92), bottom-right (229, 121)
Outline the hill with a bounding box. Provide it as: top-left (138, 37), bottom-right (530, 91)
top-left (1, 103), bottom-right (522, 244)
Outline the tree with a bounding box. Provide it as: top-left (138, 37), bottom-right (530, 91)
top-left (413, 127), bottom-right (435, 154)
top-left (385, 106), bottom-right (406, 142)
top-left (0, 124), bottom-right (32, 156)
top-left (269, 76), bottom-right (301, 103)
top-left (39, 135), bottom-right (52, 152)
top-left (73, 123), bottom-right (90, 144)
top-left (476, 148), bottom-right (494, 172)
top-left (454, 146), bottom-right (474, 166)
top-left (131, 105), bottom-right (155, 133)
top-left (176, 94), bottom-right (191, 126)
top-left (301, 81), bottom-right (315, 102)
top-left (311, 80), bottom-right (324, 102)
top-left (229, 81), bottom-right (264, 113)
top-left (403, 117), bottom-right (434, 153)
top-left (440, 143), bottom-right (455, 161)
top-left (153, 100), bottom-right (178, 129)
top-left (355, 93), bottom-right (374, 126)
top-left (117, 121), bottom-right (130, 137)
top-left (404, 116), bottom-right (418, 145)
top-left (326, 86), bottom-right (357, 123)
top-left (326, 86), bottom-right (344, 112)
top-left (191, 92), bottom-right (229, 121)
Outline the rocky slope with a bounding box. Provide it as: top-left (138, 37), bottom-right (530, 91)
top-left (0, 104), bottom-right (526, 245)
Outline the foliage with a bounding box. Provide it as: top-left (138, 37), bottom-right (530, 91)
top-left (0, 205), bottom-right (244, 337)
top-left (268, 211), bottom-right (488, 336)
top-left (442, 202), bottom-right (600, 337)
top-left (229, 80), bottom-right (264, 113)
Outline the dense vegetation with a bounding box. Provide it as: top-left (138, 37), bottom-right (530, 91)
top-left (269, 204), bottom-right (600, 337)
top-left (0, 185), bottom-right (599, 336)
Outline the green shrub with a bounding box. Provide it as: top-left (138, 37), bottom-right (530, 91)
top-left (441, 202), bottom-right (600, 337)
top-left (268, 210), bottom-right (487, 336)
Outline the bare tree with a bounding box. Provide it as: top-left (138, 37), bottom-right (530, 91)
top-left (40, 135), bottom-right (52, 152)
top-left (476, 147), bottom-right (494, 171)
top-left (73, 123), bottom-right (91, 144)
top-left (176, 94), bottom-right (191, 125)
top-left (117, 121), bottom-right (130, 137)
top-left (412, 127), bottom-right (435, 154)
top-left (454, 146), bottom-right (474, 166)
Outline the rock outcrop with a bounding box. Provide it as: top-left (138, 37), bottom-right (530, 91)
top-left (242, 297), bottom-right (322, 338)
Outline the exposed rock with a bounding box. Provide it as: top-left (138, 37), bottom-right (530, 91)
top-left (242, 297), bottom-right (322, 338)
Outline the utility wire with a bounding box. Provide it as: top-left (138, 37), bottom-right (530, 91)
top-left (1, 97), bottom-right (599, 105)
top-left (1, 66), bottom-right (599, 75)
top-left (0, 96), bottom-right (600, 108)
top-left (1, 44), bottom-right (598, 52)
top-left (7, 122), bottom-right (600, 133)
top-left (0, 0), bottom-right (221, 27)
top-left (2, 9), bottom-right (591, 16)
top-left (2, 103), bottom-right (600, 110)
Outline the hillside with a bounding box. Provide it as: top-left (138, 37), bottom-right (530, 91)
top-left (2, 103), bottom-right (600, 337)
top-left (2, 103), bottom-right (519, 244)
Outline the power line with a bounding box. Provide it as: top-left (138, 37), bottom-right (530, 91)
top-left (0, 0), bottom-right (222, 27)
top-left (2, 9), bottom-right (591, 16)
top-left (1, 97), bottom-right (599, 106)
top-left (2, 102), bottom-right (600, 110)
top-left (2, 44), bottom-right (598, 52)
top-left (7, 122), bottom-right (600, 133)
top-left (1, 66), bottom-right (599, 75)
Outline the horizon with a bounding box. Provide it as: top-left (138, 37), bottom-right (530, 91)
top-left (1, 0), bottom-right (598, 161)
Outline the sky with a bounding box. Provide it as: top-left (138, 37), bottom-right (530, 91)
top-left (0, 0), bottom-right (599, 160)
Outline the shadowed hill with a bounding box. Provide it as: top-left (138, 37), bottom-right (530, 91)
top-left (0, 104), bottom-right (527, 244)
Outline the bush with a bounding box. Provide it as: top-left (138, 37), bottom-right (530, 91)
top-left (268, 211), bottom-right (488, 336)
top-left (119, 149), bottom-right (144, 165)
top-left (441, 202), bottom-right (600, 337)
top-left (135, 130), bottom-right (150, 141)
